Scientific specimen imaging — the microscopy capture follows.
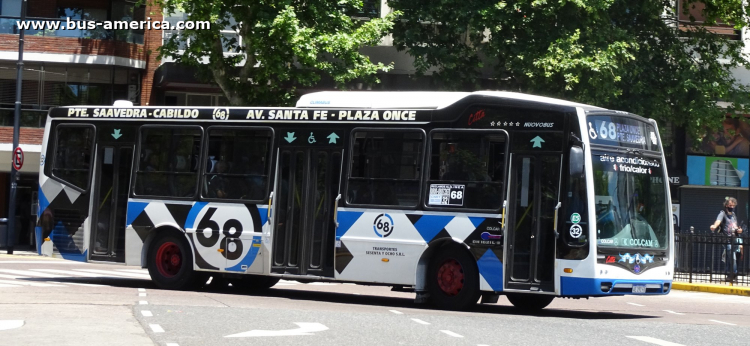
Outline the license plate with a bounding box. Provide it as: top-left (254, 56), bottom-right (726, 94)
top-left (632, 285), bottom-right (647, 293)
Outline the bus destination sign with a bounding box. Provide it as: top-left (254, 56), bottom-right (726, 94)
top-left (587, 115), bottom-right (660, 151)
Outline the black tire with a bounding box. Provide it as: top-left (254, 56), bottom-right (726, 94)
top-left (506, 293), bottom-right (554, 311)
top-left (231, 275), bottom-right (281, 291)
top-left (427, 245), bottom-right (480, 310)
top-left (147, 233), bottom-right (202, 290)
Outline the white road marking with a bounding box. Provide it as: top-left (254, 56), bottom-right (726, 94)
top-left (0, 279), bottom-right (64, 287)
top-left (138, 288), bottom-right (146, 292)
top-left (0, 273), bottom-right (28, 279)
top-left (139, 293), bottom-right (147, 297)
top-left (74, 269), bottom-right (151, 279)
top-left (0, 320), bottom-right (24, 331)
top-left (411, 318), bottom-right (430, 325)
top-left (0, 284), bottom-right (21, 288)
top-left (627, 302), bottom-right (645, 307)
top-left (225, 322), bottom-right (328, 337)
top-left (141, 311), bottom-right (153, 317)
top-left (626, 336), bottom-right (685, 346)
top-left (139, 301), bottom-right (148, 305)
top-left (117, 269), bottom-right (150, 275)
top-left (149, 324), bottom-right (164, 333)
top-left (61, 282), bottom-right (103, 287)
top-left (0, 269), bottom-right (62, 278)
top-left (0, 261), bottom-right (81, 264)
top-left (663, 310), bottom-right (685, 315)
top-left (389, 310), bottom-right (403, 315)
top-left (31, 269), bottom-right (105, 277)
top-left (709, 319), bottom-right (736, 326)
top-left (440, 330), bottom-right (464, 338)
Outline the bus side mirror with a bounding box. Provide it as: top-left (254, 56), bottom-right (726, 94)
top-left (570, 146), bottom-right (584, 178)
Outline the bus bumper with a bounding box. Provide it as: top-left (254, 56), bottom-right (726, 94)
top-left (560, 277), bottom-right (672, 297)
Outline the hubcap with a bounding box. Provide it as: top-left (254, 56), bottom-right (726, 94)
top-left (155, 242), bottom-right (181, 278)
top-left (437, 259), bottom-right (464, 296)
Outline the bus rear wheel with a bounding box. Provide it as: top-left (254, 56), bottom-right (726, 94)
top-left (427, 245), bottom-right (480, 310)
top-left (148, 233), bottom-right (201, 290)
top-left (506, 293), bottom-right (554, 311)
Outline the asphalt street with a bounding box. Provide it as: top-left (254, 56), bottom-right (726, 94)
top-left (0, 254), bottom-right (748, 346)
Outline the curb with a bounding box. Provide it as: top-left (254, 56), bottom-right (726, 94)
top-left (672, 282), bottom-right (750, 296)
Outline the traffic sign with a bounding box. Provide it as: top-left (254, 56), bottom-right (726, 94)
top-left (12, 147), bottom-right (23, 170)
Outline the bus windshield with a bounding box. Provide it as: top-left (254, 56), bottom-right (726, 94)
top-left (592, 150), bottom-right (668, 250)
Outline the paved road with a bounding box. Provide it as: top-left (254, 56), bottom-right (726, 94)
top-left (1, 254), bottom-right (749, 346)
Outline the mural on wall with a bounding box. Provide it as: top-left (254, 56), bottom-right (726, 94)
top-left (686, 155), bottom-right (749, 187)
top-left (687, 118), bottom-right (750, 157)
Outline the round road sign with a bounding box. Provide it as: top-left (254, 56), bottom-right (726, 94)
top-left (12, 147), bottom-right (23, 170)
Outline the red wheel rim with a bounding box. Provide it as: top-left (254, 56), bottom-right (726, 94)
top-left (437, 258), bottom-right (464, 296)
top-left (155, 242), bottom-right (182, 278)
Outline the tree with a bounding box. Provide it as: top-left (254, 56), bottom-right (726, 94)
top-left (156, 0), bottom-right (395, 106)
top-left (388, 0), bottom-right (750, 138)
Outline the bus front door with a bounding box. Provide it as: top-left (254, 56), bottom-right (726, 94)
top-left (272, 146), bottom-right (343, 277)
top-left (90, 145), bottom-right (134, 262)
top-left (506, 154), bottom-right (561, 292)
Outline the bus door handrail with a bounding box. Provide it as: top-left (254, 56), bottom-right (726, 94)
top-left (334, 194), bottom-right (342, 228)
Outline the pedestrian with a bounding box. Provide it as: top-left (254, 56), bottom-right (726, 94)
top-left (709, 197), bottom-right (742, 280)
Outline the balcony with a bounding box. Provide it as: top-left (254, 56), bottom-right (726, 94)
top-left (0, 16), bottom-right (143, 44)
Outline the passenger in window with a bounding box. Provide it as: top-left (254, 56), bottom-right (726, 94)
top-left (208, 161), bottom-right (229, 198)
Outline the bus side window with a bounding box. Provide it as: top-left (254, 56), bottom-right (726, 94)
top-left (426, 130), bottom-right (505, 211)
top-left (51, 124), bottom-right (95, 191)
top-left (134, 126), bottom-right (203, 198)
top-left (202, 126), bottom-right (273, 201)
top-left (347, 129), bottom-right (424, 207)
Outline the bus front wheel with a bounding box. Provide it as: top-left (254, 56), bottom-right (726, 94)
top-left (147, 233), bottom-right (201, 290)
top-left (506, 293), bottom-right (554, 310)
top-left (427, 245), bottom-right (480, 310)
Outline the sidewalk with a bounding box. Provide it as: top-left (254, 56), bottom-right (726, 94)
top-left (672, 281), bottom-right (750, 296)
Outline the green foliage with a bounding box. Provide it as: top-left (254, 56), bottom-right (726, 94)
top-left (388, 0), bottom-right (750, 139)
top-left (156, 0), bottom-right (395, 106)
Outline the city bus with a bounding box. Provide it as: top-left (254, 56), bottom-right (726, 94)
top-left (36, 91), bottom-right (674, 310)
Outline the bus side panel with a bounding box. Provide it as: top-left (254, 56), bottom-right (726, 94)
top-left (37, 120), bottom-right (92, 262)
top-left (125, 199), bottom-right (268, 274)
top-left (334, 208), bottom-right (503, 290)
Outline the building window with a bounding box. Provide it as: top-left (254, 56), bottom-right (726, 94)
top-left (347, 129), bottom-right (424, 207)
top-left (134, 126), bottom-right (203, 198)
top-left (426, 130), bottom-right (506, 210)
top-left (203, 127), bottom-right (273, 201)
top-left (52, 124), bottom-right (95, 191)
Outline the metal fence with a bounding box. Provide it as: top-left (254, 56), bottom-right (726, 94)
top-left (675, 228), bottom-right (748, 286)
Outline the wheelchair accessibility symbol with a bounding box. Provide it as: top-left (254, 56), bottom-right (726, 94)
top-left (308, 132), bottom-right (316, 144)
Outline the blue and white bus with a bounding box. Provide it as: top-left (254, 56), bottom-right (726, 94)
top-left (36, 91), bottom-right (673, 310)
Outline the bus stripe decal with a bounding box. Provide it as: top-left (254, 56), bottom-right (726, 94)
top-left (412, 215), bottom-right (453, 242)
top-left (468, 217), bottom-right (484, 229)
top-left (225, 236), bottom-right (262, 272)
top-left (184, 202), bottom-right (208, 230)
top-left (335, 211), bottom-right (363, 238)
top-left (476, 249), bottom-right (503, 291)
top-left (37, 188), bottom-right (50, 218)
top-left (126, 202), bottom-right (149, 227)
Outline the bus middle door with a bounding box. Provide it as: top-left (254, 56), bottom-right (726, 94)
top-left (271, 129), bottom-right (344, 278)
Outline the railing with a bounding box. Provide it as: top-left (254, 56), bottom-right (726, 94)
top-left (0, 16), bottom-right (144, 44)
top-left (675, 228), bottom-right (748, 286)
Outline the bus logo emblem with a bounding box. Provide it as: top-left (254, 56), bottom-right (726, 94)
top-left (570, 213), bottom-right (581, 224)
top-left (373, 214), bottom-right (394, 238)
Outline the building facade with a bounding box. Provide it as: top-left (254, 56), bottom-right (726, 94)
top-left (0, 0), bottom-right (162, 247)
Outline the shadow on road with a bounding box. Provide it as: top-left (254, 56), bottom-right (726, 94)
top-left (20, 275), bottom-right (656, 320)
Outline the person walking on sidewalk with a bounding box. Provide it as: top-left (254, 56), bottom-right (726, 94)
top-left (709, 197), bottom-right (742, 280)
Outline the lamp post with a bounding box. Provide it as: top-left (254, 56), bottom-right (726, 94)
top-left (6, 0), bottom-right (27, 254)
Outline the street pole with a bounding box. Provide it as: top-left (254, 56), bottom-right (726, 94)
top-left (7, 0), bottom-right (27, 254)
